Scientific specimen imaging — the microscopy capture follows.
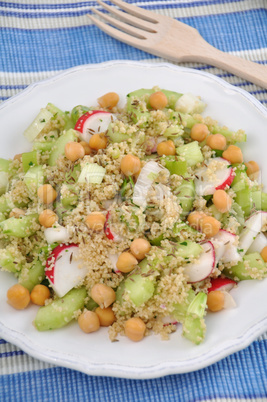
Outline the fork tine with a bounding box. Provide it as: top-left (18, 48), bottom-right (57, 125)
top-left (89, 12), bottom-right (146, 46)
top-left (96, 0), bottom-right (157, 33)
top-left (108, 0), bottom-right (158, 23)
top-left (92, 8), bottom-right (148, 39)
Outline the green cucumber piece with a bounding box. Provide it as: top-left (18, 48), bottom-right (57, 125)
top-left (23, 108), bottom-right (53, 142)
top-left (251, 191), bottom-right (267, 211)
top-left (32, 141), bottom-right (54, 152)
top-left (124, 274), bottom-right (155, 307)
top-left (46, 103), bottom-right (74, 131)
top-left (0, 249), bottom-right (22, 273)
top-left (162, 156), bottom-right (187, 176)
top-left (19, 260), bottom-right (45, 291)
top-left (182, 292), bottom-right (207, 345)
top-left (176, 141), bottom-right (203, 167)
top-left (223, 253), bottom-right (267, 281)
top-left (172, 288), bottom-right (195, 323)
top-left (34, 287), bottom-right (87, 331)
top-left (22, 151), bottom-right (39, 173)
top-left (24, 166), bottom-right (45, 193)
top-left (175, 179), bottom-right (195, 217)
top-left (71, 105), bottom-right (90, 124)
top-left (0, 158), bottom-right (11, 172)
top-left (0, 213), bottom-right (39, 238)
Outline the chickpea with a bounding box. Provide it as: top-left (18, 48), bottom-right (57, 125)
top-left (245, 161), bottom-right (260, 180)
top-left (187, 211), bottom-right (206, 230)
top-left (13, 153), bottom-right (22, 161)
top-left (7, 284), bottom-right (30, 310)
top-left (206, 134), bottom-right (227, 150)
top-left (200, 215), bottom-right (221, 238)
top-left (207, 291), bottom-right (225, 312)
top-left (124, 317), bottom-right (146, 342)
top-left (95, 306), bottom-right (116, 327)
top-left (212, 189), bottom-right (232, 213)
top-left (97, 92), bottom-right (119, 109)
top-left (260, 246), bottom-right (267, 262)
top-left (80, 141), bottom-right (93, 155)
top-left (157, 140), bottom-right (176, 156)
top-left (120, 154), bottom-right (141, 176)
top-left (30, 284), bottom-right (50, 306)
top-left (85, 212), bottom-right (106, 231)
top-left (90, 283), bottom-right (116, 308)
top-left (65, 142), bottom-right (85, 162)
top-left (39, 209), bottom-right (58, 228)
top-left (89, 133), bottom-right (108, 150)
top-left (130, 238), bottom-right (151, 260)
top-left (222, 145), bottom-right (243, 164)
top-left (37, 184), bottom-right (57, 204)
top-left (116, 252), bottom-right (138, 273)
top-left (9, 208), bottom-right (25, 218)
top-left (190, 123), bottom-right (209, 142)
top-left (78, 310), bottom-right (100, 333)
top-left (149, 91), bottom-right (168, 110)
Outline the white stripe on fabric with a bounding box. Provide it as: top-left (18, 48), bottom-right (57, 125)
top-left (0, 0), bottom-right (266, 28)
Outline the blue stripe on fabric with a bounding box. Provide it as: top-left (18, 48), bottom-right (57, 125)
top-left (0, 350), bottom-right (25, 358)
top-left (0, 340), bottom-right (266, 401)
top-left (0, 0), bottom-right (252, 11)
top-left (0, 85), bottom-right (27, 90)
top-left (0, 339), bottom-right (7, 344)
top-left (0, 8), bottom-right (266, 73)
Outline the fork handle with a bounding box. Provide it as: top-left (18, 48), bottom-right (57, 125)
top-left (187, 42), bottom-right (267, 89)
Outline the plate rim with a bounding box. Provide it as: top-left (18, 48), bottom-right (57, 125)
top-left (0, 60), bottom-right (267, 379)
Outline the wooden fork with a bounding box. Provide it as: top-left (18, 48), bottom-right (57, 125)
top-left (88, 0), bottom-right (267, 89)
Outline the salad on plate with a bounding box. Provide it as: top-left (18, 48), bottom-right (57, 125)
top-left (1, 87), bottom-right (267, 345)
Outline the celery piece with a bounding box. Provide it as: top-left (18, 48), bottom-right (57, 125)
top-left (0, 158), bottom-right (11, 172)
top-left (0, 194), bottom-right (14, 214)
top-left (19, 260), bottom-right (45, 291)
top-left (211, 126), bottom-right (246, 143)
top-left (223, 253), bottom-right (267, 281)
top-left (172, 288), bottom-right (195, 323)
top-left (46, 103), bottom-right (74, 131)
top-left (24, 166), bottom-right (44, 193)
top-left (116, 281), bottom-right (126, 304)
top-left (0, 172), bottom-right (8, 196)
top-left (173, 240), bottom-right (203, 260)
top-left (176, 141), bottom-right (203, 167)
top-left (251, 191), bottom-right (267, 211)
top-left (0, 213), bottom-right (39, 238)
top-left (78, 163), bottom-right (106, 184)
top-left (23, 108), bottom-right (53, 142)
top-left (234, 185), bottom-right (252, 217)
top-left (61, 184), bottom-right (79, 208)
top-left (0, 249), bottom-right (21, 273)
top-left (229, 202), bottom-right (245, 227)
top-left (163, 125), bottom-right (183, 138)
top-left (107, 126), bottom-right (131, 143)
top-left (175, 178), bottom-right (195, 217)
top-left (71, 105), bottom-right (90, 124)
top-left (34, 287), bottom-right (87, 331)
top-left (170, 112), bottom-right (200, 129)
top-left (162, 156), bottom-right (187, 176)
top-left (182, 292), bottom-right (207, 345)
top-left (48, 129), bottom-right (78, 166)
top-left (32, 141), bottom-right (54, 152)
top-left (22, 151), bottom-right (38, 172)
top-left (231, 165), bottom-right (247, 192)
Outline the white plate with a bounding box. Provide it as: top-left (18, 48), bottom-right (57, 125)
top-left (0, 61), bottom-right (267, 379)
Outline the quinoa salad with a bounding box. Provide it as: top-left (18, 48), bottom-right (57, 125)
top-left (1, 87), bottom-right (267, 345)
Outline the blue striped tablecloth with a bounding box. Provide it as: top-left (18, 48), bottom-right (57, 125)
top-left (0, 1), bottom-right (267, 401)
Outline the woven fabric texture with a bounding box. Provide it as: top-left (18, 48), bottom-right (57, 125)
top-left (0, 0), bottom-right (267, 401)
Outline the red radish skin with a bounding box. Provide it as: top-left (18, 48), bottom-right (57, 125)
top-left (45, 243), bottom-right (87, 297)
top-left (104, 211), bottom-right (122, 242)
top-left (74, 110), bottom-right (116, 143)
top-left (162, 316), bottom-right (178, 326)
top-left (208, 277), bottom-right (237, 293)
top-left (215, 166), bottom-right (235, 190)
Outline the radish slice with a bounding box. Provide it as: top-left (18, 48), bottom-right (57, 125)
top-left (74, 110), bottom-right (116, 143)
top-left (208, 277), bottom-right (237, 293)
top-left (248, 232), bottom-right (267, 253)
top-left (108, 252), bottom-right (120, 273)
top-left (238, 211), bottom-right (267, 256)
top-left (45, 244), bottom-right (87, 297)
top-left (104, 211), bottom-right (123, 242)
top-left (211, 229), bottom-right (241, 264)
top-left (162, 315), bottom-right (178, 326)
top-left (133, 161), bottom-right (166, 207)
top-left (44, 225), bottom-right (69, 244)
top-left (194, 157), bottom-right (235, 196)
top-left (183, 241), bottom-right (215, 283)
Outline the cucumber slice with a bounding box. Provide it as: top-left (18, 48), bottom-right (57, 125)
top-left (78, 163), bottom-right (105, 184)
top-left (124, 273), bottom-right (155, 307)
top-left (175, 179), bottom-right (195, 217)
top-left (0, 158), bottom-right (11, 172)
top-left (176, 141), bottom-right (203, 167)
top-left (71, 105), bottom-right (90, 124)
top-left (19, 260), bottom-right (45, 291)
top-left (34, 287), bottom-right (87, 331)
top-left (223, 252), bottom-right (267, 281)
top-left (252, 191), bottom-right (267, 211)
top-left (48, 129), bottom-right (78, 166)
top-left (0, 249), bottom-right (21, 273)
top-left (0, 213), bottom-right (39, 238)
top-left (182, 292), bottom-right (207, 345)
top-left (24, 166), bottom-right (45, 194)
top-left (162, 156), bottom-right (187, 176)
top-left (22, 151), bottom-right (38, 172)
top-left (23, 108), bottom-right (53, 142)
